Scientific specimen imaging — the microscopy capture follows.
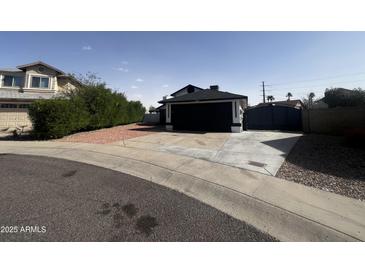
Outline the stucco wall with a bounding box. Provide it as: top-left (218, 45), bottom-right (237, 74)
top-left (57, 78), bottom-right (78, 93)
top-left (0, 108), bottom-right (32, 129)
top-left (302, 106), bottom-right (365, 135)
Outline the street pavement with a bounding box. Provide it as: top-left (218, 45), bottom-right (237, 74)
top-left (0, 154), bottom-right (276, 241)
top-left (0, 140), bottom-right (364, 241)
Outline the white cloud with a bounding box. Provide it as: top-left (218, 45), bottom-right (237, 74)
top-left (122, 61), bottom-right (128, 65)
top-left (131, 85), bottom-right (138, 89)
top-left (136, 78), bottom-right (144, 82)
top-left (116, 67), bottom-right (129, 72)
top-left (82, 45), bottom-right (92, 51)
top-left (162, 84), bottom-right (169, 88)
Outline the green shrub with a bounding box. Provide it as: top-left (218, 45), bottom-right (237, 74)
top-left (323, 88), bottom-right (365, 108)
top-left (28, 97), bottom-right (89, 139)
top-left (29, 83), bottom-right (146, 139)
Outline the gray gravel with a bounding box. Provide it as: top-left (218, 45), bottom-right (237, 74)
top-left (277, 134), bottom-right (365, 201)
top-left (0, 154), bottom-right (276, 242)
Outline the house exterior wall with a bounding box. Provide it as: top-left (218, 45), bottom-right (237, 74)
top-left (57, 78), bottom-right (78, 93)
top-left (165, 99), bottom-right (245, 132)
top-left (0, 107), bottom-right (32, 129)
top-left (0, 63), bottom-right (78, 129)
top-left (22, 65), bottom-right (58, 91)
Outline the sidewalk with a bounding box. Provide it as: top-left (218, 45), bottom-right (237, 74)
top-left (1, 140), bottom-right (364, 241)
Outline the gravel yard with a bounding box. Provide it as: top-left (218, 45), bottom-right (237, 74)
top-left (277, 134), bottom-right (365, 201)
top-left (59, 123), bottom-right (162, 144)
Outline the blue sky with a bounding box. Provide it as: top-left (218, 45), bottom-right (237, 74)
top-left (1, 32), bottom-right (365, 107)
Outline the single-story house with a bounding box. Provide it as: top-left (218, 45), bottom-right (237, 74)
top-left (0, 61), bottom-right (80, 129)
top-left (157, 84), bottom-right (248, 132)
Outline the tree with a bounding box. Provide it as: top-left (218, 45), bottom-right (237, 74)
top-left (323, 87), bottom-right (365, 107)
top-left (286, 92), bottom-right (293, 101)
top-left (267, 95), bottom-right (275, 102)
top-left (149, 106), bottom-right (156, 113)
top-left (309, 92), bottom-right (315, 106)
top-left (302, 92), bottom-right (315, 109)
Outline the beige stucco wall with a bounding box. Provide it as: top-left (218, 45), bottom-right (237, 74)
top-left (57, 78), bottom-right (78, 93)
top-left (0, 108), bottom-right (32, 129)
top-left (302, 106), bottom-right (365, 135)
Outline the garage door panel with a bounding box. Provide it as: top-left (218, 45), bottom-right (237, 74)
top-left (171, 102), bottom-right (232, 132)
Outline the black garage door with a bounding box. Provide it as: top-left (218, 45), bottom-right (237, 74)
top-left (245, 105), bottom-right (302, 131)
top-left (171, 102), bottom-right (232, 132)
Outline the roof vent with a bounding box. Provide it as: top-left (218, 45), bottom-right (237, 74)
top-left (163, 95), bottom-right (167, 100)
top-left (210, 85), bottom-right (219, 91)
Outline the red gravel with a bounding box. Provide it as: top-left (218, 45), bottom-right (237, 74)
top-left (59, 123), bottom-right (162, 144)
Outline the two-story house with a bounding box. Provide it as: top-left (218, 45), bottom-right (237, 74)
top-left (0, 61), bottom-right (80, 129)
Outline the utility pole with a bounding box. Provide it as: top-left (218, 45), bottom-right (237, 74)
top-left (262, 81), bottom-right (266, 103)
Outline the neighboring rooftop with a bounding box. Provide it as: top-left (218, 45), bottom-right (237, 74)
top-left (159, 89), bottom-right (247, 103)
top-left (0, 68), bottom-right (22, 72)
top-left (16, 61), bottom-right (65, 74)
top-left (0, 89), bottom-right (59, 101)
top-left (0, 61), bottom-right (66, 75)
top-left (253, 99), bottom-right (304, 108)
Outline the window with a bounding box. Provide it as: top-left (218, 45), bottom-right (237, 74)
top-left (3, 75), bottom-right (22, 87)
top-left (18, 104), bottom-right (29, 109)
top-left (0, 103), bottom-right (17, 108)
top-left (31, 76), bottom-right (49, 89)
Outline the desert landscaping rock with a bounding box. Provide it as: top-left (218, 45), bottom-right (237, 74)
top-left (277, 134), bottom-right (365, 201)
top-left (59, 123), bottom-right (162, 144)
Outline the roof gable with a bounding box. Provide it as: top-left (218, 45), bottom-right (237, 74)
top-left (170, 84), bottom-right (204, 96)
top-left (17, 61), bottom-right (65, 74)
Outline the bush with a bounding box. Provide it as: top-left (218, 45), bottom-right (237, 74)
top-left (29, 97), bottom-right (90, 139)
top-left (29, 83), bottom-right (146, 139)
top-left (323, 88), bottom-right (365, 108)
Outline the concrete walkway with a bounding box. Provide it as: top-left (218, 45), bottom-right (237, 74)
top-left (115, 131), bottom-right (302, 175)
top-left (1, 140), bottom-right (364, 241)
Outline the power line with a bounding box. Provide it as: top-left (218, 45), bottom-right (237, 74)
top-left (270, 71), bottom-right (365, 87)
top-left (269, 78), bottom-right (365, 92)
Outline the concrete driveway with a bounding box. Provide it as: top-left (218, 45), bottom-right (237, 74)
top-left (115, 130), bottom-right (302, 175)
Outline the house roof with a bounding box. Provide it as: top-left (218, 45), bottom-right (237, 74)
top-left (170, 84), bottom-right (204, 96)
top-left (16, 61), bottom-right (65, 74)
top-left (155, 104), bottom-right (166, 111)
top-left (252, 99), bottom-right (303, 109)
top-left (159, 89), bottom-right (247, 104)
top-left (57, 74), bottom-right (83, 86)
top-left (0, 68), bottom-right (23, 72)
top-left (0, 89), bottom-right (59, 101)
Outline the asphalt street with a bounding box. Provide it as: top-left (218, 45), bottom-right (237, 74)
top-left (0, 154), bottom-right (276, 241)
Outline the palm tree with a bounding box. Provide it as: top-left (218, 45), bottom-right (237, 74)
top-left (308, 92), bottom-right (315, 107)
top-left (286, 92), bottom-right (293, 101)
top-left (267, 95), bottom-right (275, 102)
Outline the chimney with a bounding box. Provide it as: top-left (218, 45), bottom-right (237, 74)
top-left (163, 95), bottom-right (167, 100)
top-left (210, 85), bottom-right (219, 91)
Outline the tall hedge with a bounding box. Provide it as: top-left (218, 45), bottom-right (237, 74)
top-left (28, 84), bottom-right (146, 139)
top-left (28, 97), bottom-right (90, 139)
